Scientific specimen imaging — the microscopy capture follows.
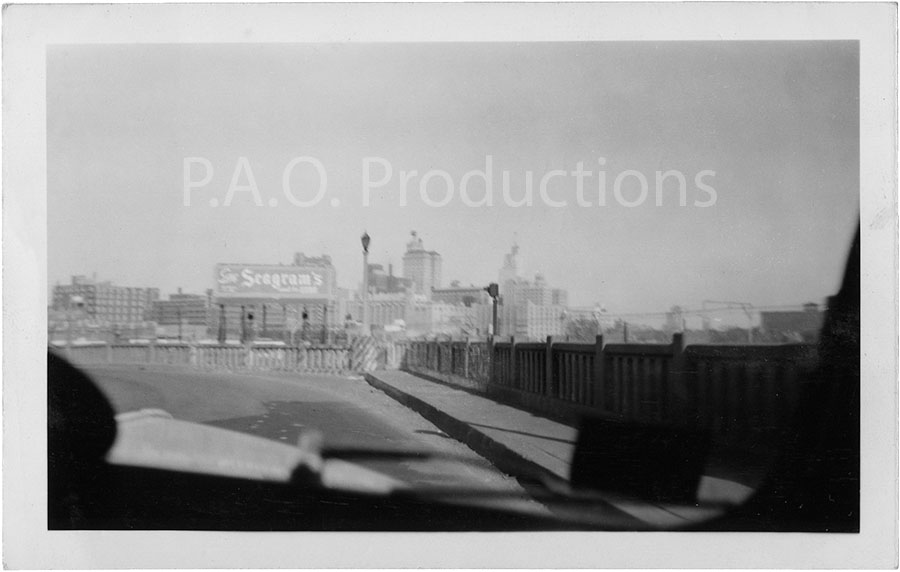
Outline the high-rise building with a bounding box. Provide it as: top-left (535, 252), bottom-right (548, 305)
top-left (513, 303), bottom-right (569, 340)
top-left (431, 281), bottom-right (490, 306)
top-left (151, 288), bottom-right (211, 327)
top-left (494, 243), bottom-right (577, 340)
top-left (665, 305), bottom-right (686, 332)
top-left (368, 263), bottom-right (412, 294)
top-left (759, 303), bottom-right (824, 342)
top-left (52, 275), bottom-right (159, 325)
top-left (402, 231), bottom-right (442, 298)
top-left (405, 299), bottom-right (491, 337)
top-left (498, 242), bottom-right (521, 287)
top-left (346, 292), bottom-right (411, 330)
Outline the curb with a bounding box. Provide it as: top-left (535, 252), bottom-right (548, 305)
top-left (364, 372), bottom-right (568, 488)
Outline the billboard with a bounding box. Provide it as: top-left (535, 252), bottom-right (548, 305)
top-left (215, 264), bottom-right (334, 300)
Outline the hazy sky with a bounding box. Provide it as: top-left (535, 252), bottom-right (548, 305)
top-left (48, 42), bottom-right (858, 313)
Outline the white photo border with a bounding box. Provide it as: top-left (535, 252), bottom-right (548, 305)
top-left (3, 2), bottom-right (897, 569)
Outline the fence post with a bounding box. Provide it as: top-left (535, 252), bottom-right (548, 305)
top-left (487, 335), bottom-right (495, 384)
top-left (463, 337), bottom-right (470, 379)
top-left (445, 336), bottom-right (452, 374)
top-left (593, 335), bottom-right (605, 408)
top-left (668, 332), bottom-right (688, 424)
top-left (544, 336), bottom-right (555, 397)
top-left (148, 339), bottom-right (156, 364)
top-left (106, 343), bottom-right (113, 364)
top-left (509, 336), bottom-right (517, 388)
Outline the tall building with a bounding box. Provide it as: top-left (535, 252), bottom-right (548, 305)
top-left (52, 275), bottom-right (159, 325)
top-left (759, 303), bottom-right (824, 342)
top-left (665, 305), bottom-right (686, 332)
top-left (513, 303), bottom-right (569, 340)
top-left (498, 242), bottom-right (521, 287)
top-left (402, 231), bottom-right (442, 298)
top-left (151, 288), bottom-right (210, 326)
top-left (494, 243), bottom-right (576, 340)
top-left (405, 299), bottom-right (491, 338)
top-left (368, 263), bottom-right (412, 294)
top-left (431, 281), bottom-right (490, 306)
top-left (346, 292), bottom-right (411, 329)
top-left (513, 272), bottom-right (569, 307)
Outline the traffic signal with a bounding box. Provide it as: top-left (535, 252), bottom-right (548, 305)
top-left (485, 283), bottom-right (499, 299)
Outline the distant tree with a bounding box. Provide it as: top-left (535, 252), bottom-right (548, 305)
top-left (565, 317), bottom-right (600, 342)
top-left (708, 327), bottom-right (752, 344)
top-left (448, 311), bottom-right (483, 337)
top-left (631, 327), bottom-right (670, 343)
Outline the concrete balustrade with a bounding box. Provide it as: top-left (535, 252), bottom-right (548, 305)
top-left (57, 339), bottom-right (384, 375)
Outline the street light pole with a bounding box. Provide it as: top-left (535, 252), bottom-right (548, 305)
top-left (218, 304), bottom-right (226, 344)
top-left (240, 305), bottom-right (246, 344)
top-left (361, 231), bottom-right (371, 334)
top-left (484, 283), bottom-right (499, 337)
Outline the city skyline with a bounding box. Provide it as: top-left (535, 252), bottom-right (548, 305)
top-left (48, 42), bottom-right (859, 313)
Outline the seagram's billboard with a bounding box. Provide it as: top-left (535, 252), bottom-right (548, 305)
top-left (215, 264), bottom-right (334, 301)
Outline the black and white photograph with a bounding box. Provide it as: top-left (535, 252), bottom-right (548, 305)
top-left (3, 3), bottom-right (897, 569)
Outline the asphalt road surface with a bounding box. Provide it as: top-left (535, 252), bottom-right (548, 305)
top-left (81, 364), bottom-right (532, 495)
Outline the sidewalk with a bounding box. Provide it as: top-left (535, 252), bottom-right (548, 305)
top-left (365, 369), bottom-right (757, 528)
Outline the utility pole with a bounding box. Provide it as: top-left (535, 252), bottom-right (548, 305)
top-left (484, 283), bottom-right (500, 337)
top-left (240, 305), bottom-right (246, 344)
top-left (302, 307), bottom-right (309, 342)
top-left (361, 231), bottom-right (371, 334)
top-left (218, 304), bottom-right (226, 344)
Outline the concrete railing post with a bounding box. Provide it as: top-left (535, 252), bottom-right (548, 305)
top-left (463, 337), bottom-right (470, 379)
top-left (487, 335), bottom-right (495, 384)
top-left (445, 336), bottom-right (452, 374)
top-left (668, 332), bottom-right (688, 424)
top-left (593, 335), bottom-right (605, 409)
top-left (544, 336), bottom-right (555, 398)
top-left (509, 336), bottom-right (517, 389)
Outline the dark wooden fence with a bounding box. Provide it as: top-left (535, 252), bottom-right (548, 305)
top-left (403, 334), bottom-right (818, 444)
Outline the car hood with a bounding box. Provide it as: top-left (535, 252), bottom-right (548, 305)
top-left (106, 409), bottom-right (407, 495)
